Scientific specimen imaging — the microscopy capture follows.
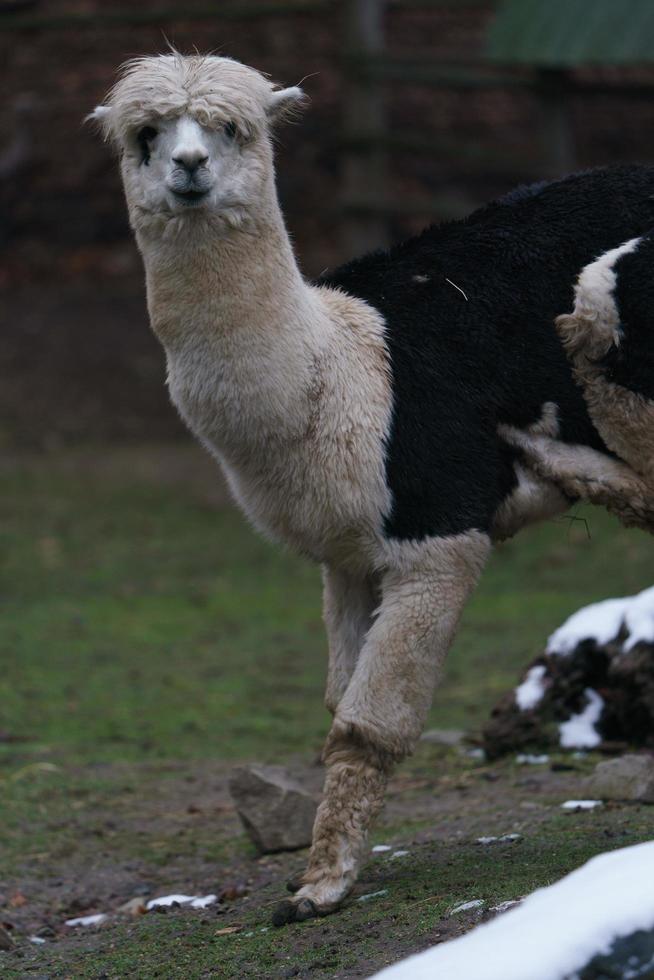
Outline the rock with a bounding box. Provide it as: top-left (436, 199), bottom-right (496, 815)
top-left (228, 764), bottom-right (318, 853)
top-left (0, 925), bottom-right (14, 950)
top-left (420, 728), bottom-right (465, 747)
top-left (586, 754), bottom-right (654, 803)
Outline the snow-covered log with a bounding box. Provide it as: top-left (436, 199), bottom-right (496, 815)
top-left (484, 587), bottom-right (654, 758)
top-left (370, 841), bottom-right (654, 980)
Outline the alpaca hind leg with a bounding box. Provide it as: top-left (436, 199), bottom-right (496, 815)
top-left (287, 566), bottom-right (378, 896)
top-left (322, 565), bottom-right (379, 716)
top-left (556, 275), bottom-right (654, 484)
top-left (273, 531), bottom-right (490, 924)
top-left (500, 426), bottom-right (654, 533)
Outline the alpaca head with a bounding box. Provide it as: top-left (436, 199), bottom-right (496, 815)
top-left (90, 54), bottom-right (305, 236)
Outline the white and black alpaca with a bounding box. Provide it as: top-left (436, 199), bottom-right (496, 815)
top-left (504, 233), bottom-right (654, 525)
top-left (91, 53), bottom-right (654, 926)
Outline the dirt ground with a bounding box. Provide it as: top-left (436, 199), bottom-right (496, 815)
top-left (4, 744), bottom-right (654, 979)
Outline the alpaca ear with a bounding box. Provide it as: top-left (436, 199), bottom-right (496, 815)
top-left (268, 86), bottom-right (307, 124)
top-left (85, 104), bottom-right (114, 138)
top-left (86, 104), bottom-right (112, 123)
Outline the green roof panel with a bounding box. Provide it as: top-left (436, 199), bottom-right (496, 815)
top-left (488, 0), bottom-right (654, 66)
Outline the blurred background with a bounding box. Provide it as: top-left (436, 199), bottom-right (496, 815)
top-left (3, 7), bottom-right (654, 972)
top-left (2, 0), bottom-right (654, 765)
top-left (5, 0), bottom-right (654, 448)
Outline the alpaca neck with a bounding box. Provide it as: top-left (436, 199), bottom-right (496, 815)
top-left (140, 185), bottom-right (319, 347)
top-left (137, 180), bottom-right (329, 457)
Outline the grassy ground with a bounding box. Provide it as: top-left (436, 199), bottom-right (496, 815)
top-left (2, 444), bottom-right (654, 978)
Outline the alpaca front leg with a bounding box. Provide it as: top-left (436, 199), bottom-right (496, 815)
top-left (273, 532), bottom-right (490, 925)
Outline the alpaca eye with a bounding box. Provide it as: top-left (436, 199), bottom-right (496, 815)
top-left (136, 126), bottom-right (157, 165)
top-left (224, 121), bottom-right (238, 140)
top-left (138, 126), bottom-right (158, 142)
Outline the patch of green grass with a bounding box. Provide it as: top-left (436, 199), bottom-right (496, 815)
top-left (1, 455), bottom-right (325, 765)
top-left (1, 449), bottom-right (652, 767)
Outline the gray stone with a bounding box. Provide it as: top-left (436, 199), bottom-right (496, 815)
top-left (228, 764), bottom-right (318, 853)
top-left (586, 754), bottom-right (654, 803)
top-left (420, 728), bottom-right (465, 747)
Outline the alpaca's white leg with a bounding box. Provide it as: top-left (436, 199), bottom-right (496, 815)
top-left (273, 531), bottom-right (490, 925)
top-left (322, 565), bottom-right (379, 715)
top-left (285, 566), bottom-right (379, 896)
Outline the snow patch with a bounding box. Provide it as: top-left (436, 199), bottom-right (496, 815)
top-left (28, 936), bottom-right (46, 944)
top-left (559, 689), bottom-right (604, 748)
top-left (372, 844), bottom-right (392, 853)
top-left (391, 850), bottom-right (409, 859)
top-left (490, 899), bottom-right (521, 913)
top-left (370, 841), bottom-right (654, 980)
top-left (515, 664), bottom-right (547, 710)
top-left (516, 753), bottom-right (550, 765)
top-left (357, 889), bottom-right (388, 903)
top-left (450, 899), bottom-right (484, 915)
top-left (65, 913), bottom-right (107, 927)
top-left (547, 586), bottom-right (654, 656)
top-left (561, 799), bottom-right (603, 811)
top-left (189, 894), bottom-right (217, 909)
top-left (476, 834), bottom-right (522, 845)
top-left (146, 893), bottom-right (217, 910)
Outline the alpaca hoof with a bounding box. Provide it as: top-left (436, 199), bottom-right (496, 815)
top-left (271, 897), bottom-right (318, 927)
top-left (286, 871), bottom-right (305, 894)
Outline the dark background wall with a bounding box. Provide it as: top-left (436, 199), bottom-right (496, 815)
top-left (3, 0), bottom-right (654, 449)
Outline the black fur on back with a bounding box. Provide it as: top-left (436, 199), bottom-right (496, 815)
top-left (321, 165), bottom-right (654, 541)
top-left (604, 232), bottom-right (654, 401)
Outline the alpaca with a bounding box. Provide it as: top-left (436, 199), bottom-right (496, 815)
top-left (501, 234), bottom-right (654, 529)
top-left (90, 53), bottom-right (654, 926)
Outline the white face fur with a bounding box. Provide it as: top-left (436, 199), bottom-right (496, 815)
top-left (90, 54), bottom-right (304, 233)
top-left (121, 113), bottom-right (252, 222)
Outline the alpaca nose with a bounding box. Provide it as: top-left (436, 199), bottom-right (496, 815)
top-left (172, 148), bottom-right (209, 174)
